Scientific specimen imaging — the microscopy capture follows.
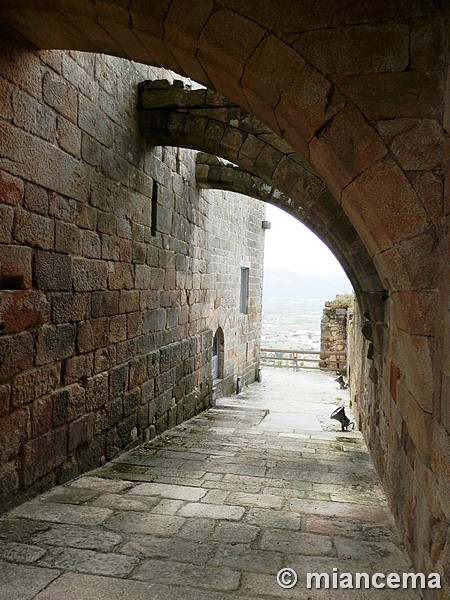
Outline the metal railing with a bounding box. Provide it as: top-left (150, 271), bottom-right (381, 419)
top-left (260, 347), bottom-right (347, 372)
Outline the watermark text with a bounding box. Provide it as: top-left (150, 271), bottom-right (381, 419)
top-left (276, 568), bottom-right (441, 590)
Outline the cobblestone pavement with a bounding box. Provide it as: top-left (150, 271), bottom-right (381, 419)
top-left (0, 369), bottom-right (422, 599)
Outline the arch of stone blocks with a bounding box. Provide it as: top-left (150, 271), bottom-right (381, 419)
top-left (195, 151), bottom-right (383, 325)
top-left (139, 82), bottom-right (385, 342)
top-left (1, 2), bottom-right (449, 592)
top-left (0, 2), bottom-right (442, 344)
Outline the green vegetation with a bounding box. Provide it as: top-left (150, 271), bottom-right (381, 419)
top-left (326, 293), bottom-right (355, 310)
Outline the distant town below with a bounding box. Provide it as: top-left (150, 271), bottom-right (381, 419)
top-left (262, 268), bottom-right (353, 350)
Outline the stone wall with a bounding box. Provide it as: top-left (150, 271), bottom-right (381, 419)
top-left (348, 302), bottom-right (374, 433)
top-left (0, 29), bottom-right (265, 512)
top-left (203, 189), bottom-right (265, 398)
top-left (320, 300), bottom-right (348, 374)
top-left (348, 297), bottom-right (450, 599)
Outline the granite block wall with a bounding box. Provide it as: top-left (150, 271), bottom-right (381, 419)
top-left (0, 29), bottom-right (265, 511)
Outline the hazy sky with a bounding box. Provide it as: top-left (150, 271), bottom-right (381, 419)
top-left (264, 203), bottom-right (350, 278)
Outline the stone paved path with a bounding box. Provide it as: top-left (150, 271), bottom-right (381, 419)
top-left (0, 368), bottom-right (422, 599)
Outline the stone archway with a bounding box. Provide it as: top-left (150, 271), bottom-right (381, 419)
top-left (0, 2), bottom-right (448, 591)
top-left (0, 3), bottom-right (442, 267)
top-left (0, 3), bottom-right (441, 365)
top-left (139, 81), bottom-right (386, 344)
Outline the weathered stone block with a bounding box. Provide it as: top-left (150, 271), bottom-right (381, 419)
top-left (12, 83), bottom-right (57, 140)
top-left (53, 384), bottom-right (86, 427)
top-left (91, 291), bottom-right (119, 318)
top-left (81, 230), bottom-right (101, 259)
top-left (398, 332), bottom-right (434, 414)
top-left (0, 245), bottom-right (33, 289)
top-left (68, 414), bottom-right (94, 453)
top-left (1, 118), bottom-right (89, 204)
top-left (0, 205), bottom-right (13, 243)
top-left (142, 380), bottom-right (155, 404)
top-left (310, 106), bottom-right (387, 197)
top-left (101, 234), bottom-right (120, 261)
top-left (123, 388), bottom-right (140, 417)
top-left (48, 193), bottom-right (77, 222)
top-left (85, 373), bottom-right (108, 411)
top-left (408, 170), bottom-right (442, 229)
top-left (108, 262), bottom-right (134, 290)
top-left (0, 76), bottom-right (13, 121)
top-left (107, 397), bottom-right (123, 428)
top-left (0, 460), bottom-right (20, 506)
top-left (342, 159), bottom-right (429, 253)
top-left (0, 290), bottom-right (50, 334)
top-left (0, 332), bottom-right (34, 382)
top-left (23, 182), bottom-right (49, 215)
top-left (35, 324), bottom-right (76, 366)
top-left (43, 70), bottom-right (77, 123)
top-left (0, 170), bottom-right (24, 206)
top-left (377, 118), bottom-right (444, 171)
top-left (138, 404), bottom-right (150, 430)
top-left (155, 389), bottom-right (175, 417)
top-left (22, 426), bottom-right (67, 486)
top-left (155, 204), bottom-right (172, 235)
top-left (149, 268), bottom-right (165, 290)
top-left (294, 23), bottom-right (409, 76)
top-left (334, 71), bottom-right (442, 120)
top-left (34, 251), bottom-right (72, 291)
top-left (55, 221), bottom-right (81, 255)
top-left (12, 363), bottom-right (60, 407)
top-left (57, 115), bottom-right (82, 157)
top-left (117, 413), bottom-right (138, 446)
top-left (109, 364), bottom-right (128, 398)
top-left (159, 346), bottom-right (171, 373)
top-left (81, 132), bottom-right (102, 167)
top-left (135, 264), bottom-right (152, 290)
top-left (431, 421), bottom-right (450, 521)
top-left (143, 309), bottom-right (166, 333)
top-left (127, 312), bottom-right (142, 338)
top-left (132, 240), bottom-right (147, 264)
top-left (118, 238), bottom-right (132, 262)
top-left (115, 339), bottom-right (135, 365)
top-left (76, 203), bottom-right (97, 231)
top-left (52, 292), bottom-right (89, 324)
top-left (77, 317), bottom-right (109, 353)
top-left (129, 356), bottom-right (147, 388)
top-left (109, 314), bottom-right (127, 344)
top-left (30, 394), bottom-right (53, 438)
top-left (73, 258), bottom-right (108, 292)
top-left (76, 435), bottom-right (106, 474)
top-left (64, 353), bottom-right (94, 385)
top-left (97, 211), bottom-right (116, 235)
top-left (0, 384), bottom-right (10, 416)
top-left (78, 95), bottom-right (113, 147)
top-left (14, 208), bottom-right (54, 250)
top-left (0, 406), bottom-right (30, 463)
top-left (166, 307), bottom-right (179, 328)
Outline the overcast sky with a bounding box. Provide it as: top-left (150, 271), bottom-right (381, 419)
top-left (264, 203), bottom-right (351, 279)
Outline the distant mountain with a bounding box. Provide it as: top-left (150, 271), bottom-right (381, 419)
top-left (263, 268), bottom-right (352, 314)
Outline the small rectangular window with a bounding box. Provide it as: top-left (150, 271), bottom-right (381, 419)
top-left (240, 267), bottom-right (249, 314)
top-left (151, 180), bottom-right (158, 237)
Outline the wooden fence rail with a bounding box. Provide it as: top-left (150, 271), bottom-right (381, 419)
top-left (260, 348), bottom-right (347, 372)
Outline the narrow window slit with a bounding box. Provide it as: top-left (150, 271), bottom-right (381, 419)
top-left (151, 180), bottom-right (158, 237)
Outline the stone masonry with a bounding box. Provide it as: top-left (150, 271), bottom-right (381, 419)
top-left (0, 28), bottom-right (265, 512)
top-left (320, 299), bottom-right (350, 375)
top-left (1, 3), bottom-right (450, 598)
top-left (0, 369), bottom-right (424, 600)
